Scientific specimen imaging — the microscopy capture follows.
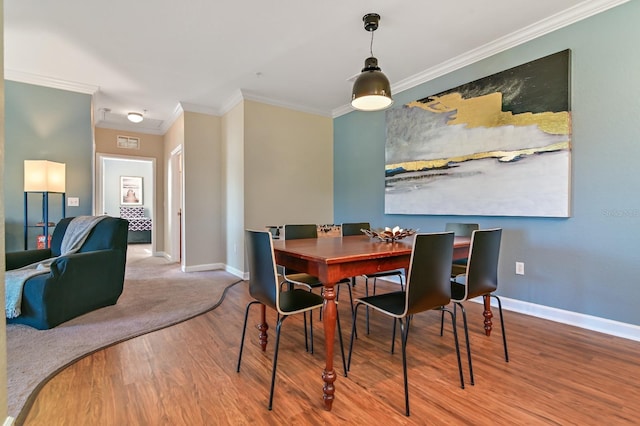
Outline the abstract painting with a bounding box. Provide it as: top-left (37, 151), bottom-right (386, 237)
top-left (385, 49), bottom-right (571, 217)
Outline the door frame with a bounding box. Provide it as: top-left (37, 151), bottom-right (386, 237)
top-left (95, 152), bottom-right (157, 254)
top-left (168, 145), bottom-right (184, 267)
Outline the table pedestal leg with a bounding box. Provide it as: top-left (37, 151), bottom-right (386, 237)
top-left (483, 295), bottom-right (493, 336)
top-left (322, 284), bottom-right (337, 411)
top-left (258, 304), bottom-right (268, 351)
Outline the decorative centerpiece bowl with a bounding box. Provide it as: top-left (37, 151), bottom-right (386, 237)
top-left (361, 226), bottom-right (417, 242)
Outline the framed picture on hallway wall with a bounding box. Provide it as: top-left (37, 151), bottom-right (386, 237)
top-left (120, 176), bottom-right (143, 206)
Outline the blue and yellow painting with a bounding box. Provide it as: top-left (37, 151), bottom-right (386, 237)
top-left (385, 49), bottom-right (571, 217)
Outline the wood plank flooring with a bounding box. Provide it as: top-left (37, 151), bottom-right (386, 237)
top-left (23, 278), bottom-right (640, 425)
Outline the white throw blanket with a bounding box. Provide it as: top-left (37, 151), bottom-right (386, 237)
top-left (5, 215), bottom-right (108, 319)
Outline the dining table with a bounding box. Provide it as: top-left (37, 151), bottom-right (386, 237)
top-left (261, 233), bottom-right (487, 411)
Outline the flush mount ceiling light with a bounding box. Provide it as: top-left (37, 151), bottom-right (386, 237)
top-left (127, 112), bottom-right (144, 123)
top-left (351, 13), bottom-right (393, 111)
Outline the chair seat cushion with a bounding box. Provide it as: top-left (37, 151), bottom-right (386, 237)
top-left (279, 289), bottom-right (324, 314)
top-left (284, 273), bottom-right (322, 288)
top-left (284, 273), bottom-right (350, 289)
top-left (356, 291), bottom-right (406, 317)
top-left (362, 269), bottom-right (403, 279)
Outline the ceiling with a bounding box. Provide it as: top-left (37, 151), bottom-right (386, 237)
top-left (4, 0), bottom-right (626, 135)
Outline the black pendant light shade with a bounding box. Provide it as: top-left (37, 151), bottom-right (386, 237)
top-left (351, 56), bottom-right (393, 111)
top-left (351, 13), bottom-right (393, 111)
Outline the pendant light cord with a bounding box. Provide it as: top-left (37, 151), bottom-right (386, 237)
top-left (369, 30), bottom-right (375, 57)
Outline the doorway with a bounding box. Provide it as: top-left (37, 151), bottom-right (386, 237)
top-left (95, 153), bottom-right (156, 256)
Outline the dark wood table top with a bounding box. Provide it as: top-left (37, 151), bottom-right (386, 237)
top-left (273, 234), bottom-right (470, 266)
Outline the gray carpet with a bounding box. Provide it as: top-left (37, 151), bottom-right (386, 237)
top-left (6, 245), bottom-right (242, 420)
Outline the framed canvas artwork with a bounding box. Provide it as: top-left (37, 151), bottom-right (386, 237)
top-left (385, 49), bottom-right (572, 217)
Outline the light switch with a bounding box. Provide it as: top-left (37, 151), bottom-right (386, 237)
top-left (68, 197), bottom-right (79, 207)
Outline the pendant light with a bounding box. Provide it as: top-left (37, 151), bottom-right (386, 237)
top-left (351, 13), bottom-right (393, 111)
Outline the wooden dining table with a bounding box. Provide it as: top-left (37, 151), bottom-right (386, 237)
top-left (265, 233), bottom-right (483, 411)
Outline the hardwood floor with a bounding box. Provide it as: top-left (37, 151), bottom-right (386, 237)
top-left (23, 279), bottom-right (640, 425)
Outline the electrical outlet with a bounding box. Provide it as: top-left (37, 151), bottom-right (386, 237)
top-left (515, 262), bottom-right (525, 275)
top-left (68, 197), bottom-right (79, 207)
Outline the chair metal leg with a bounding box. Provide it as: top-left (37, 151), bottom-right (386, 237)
top-left (400, 317), bottom-right (410, 416)
top-left (309, 306), bottom-right (314, 354)
top-left (347, 302), bottom-right (363, 371)
top-left (455, 302), bottom-right (474, 385)
top-left (439, 309), bottom-right (445, 336)
top-left (237, 301), bottom-right (260, 372)
top-left (391, 317), bottom-right (397, 354)
top-left (364, 277), bottom-right (371, 335)
top-left (268, 315), bottom-right (288, 410)
top-left (344, 281), bottom-right (358, 340)
top-left (336, 309), bottom-right (348, 377)
top-left (491, 294), bottom-right (509, 362)
top-left (303, 311), bottom-right (309, 352)
top-left (442, 307), bottom-right (465, 389)
top-left (346, 282), bottom-right (355, 315)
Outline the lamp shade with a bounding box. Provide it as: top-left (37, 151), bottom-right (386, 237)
top-left (351, 57), bottom-right (393, 111)
top-left (24, 160), bottom-right (66, 193)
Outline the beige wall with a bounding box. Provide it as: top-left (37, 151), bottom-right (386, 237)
top-left (94, 101), bottom-right (333, 275)
top-left (94, 127), bottom-right (166, 251)
top-left (243, 100), bottom-right (334, 228)
top-left (219, 100), bottom-right (333, 273)
top-left (0, 0), bottom-right (8, 420)
top-left (182, 111), bottom-right (224, 270)
top-left (221, 102), bottom-right (245, 274)
top-left (95, 127), bottom-right (165, 159)
top-left (97, 100), bottom-right (332, 275)
top-left (221, 100), bottom-right (334, 274)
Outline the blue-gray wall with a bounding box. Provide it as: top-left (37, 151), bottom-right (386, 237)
top-left (4, 81), bottom-right (93, 251)
top-left (334, 2), bottom-right (640, 326)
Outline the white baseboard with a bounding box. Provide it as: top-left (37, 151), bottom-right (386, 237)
top-left (378, 276), bottom-right (640, 342)
top-left (184, 263), bottom-right (225, 273)
top-left (4, 416), bottom-right (15, 426)
top-left (225, 265), bottom-right (247, 280)
top-left (470, 296), bottom-right (640, 342)
top-left (164, 261), bottom-right (247, 280)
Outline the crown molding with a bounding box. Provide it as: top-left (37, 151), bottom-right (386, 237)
top-left (180, 101), bottom-right (220, 116)
top-left (159, 103), bottom-right (186, 135)
top-left (95, 120), bottom-right (165, 136)
top-left (159, 101), bottom-right (224, 134)
top-left (219, 90), bottom-right (244, 116)
top-left (332, 104), bottom-right (354, 118)
top-left (240, 90), bottom-right (332, 117)
top-left (4, 69), bottom-right (99, 94)
top-left (332, 0), bottom-right (631, 118)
